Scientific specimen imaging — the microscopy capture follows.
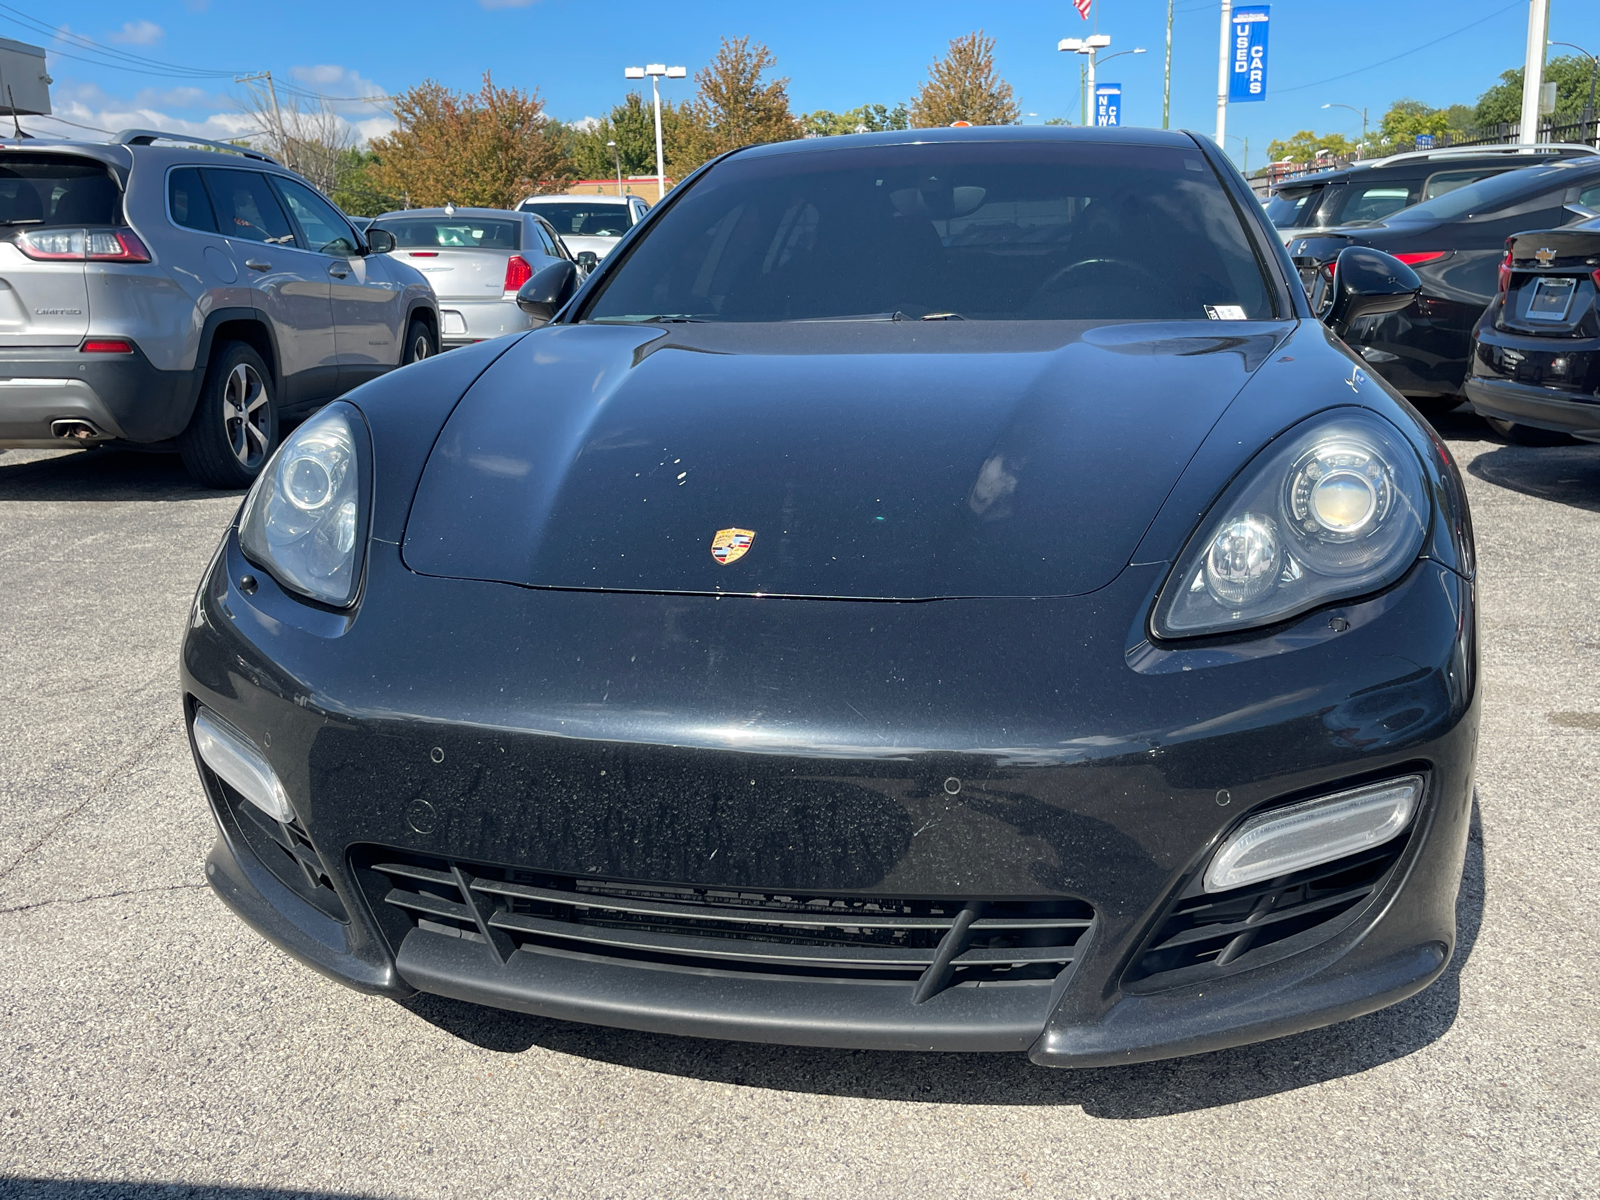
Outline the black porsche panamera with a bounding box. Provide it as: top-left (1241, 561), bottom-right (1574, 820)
top-left (182, 127), bottom-right (1477, 1068)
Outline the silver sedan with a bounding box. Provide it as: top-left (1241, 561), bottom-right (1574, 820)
top-left (369, 206), bottom-right (586, 348)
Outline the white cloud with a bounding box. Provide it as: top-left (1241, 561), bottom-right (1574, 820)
top-left (109, 20), bottom-right (164, 45)
top-left (571, 115), bottom-right (601, 133)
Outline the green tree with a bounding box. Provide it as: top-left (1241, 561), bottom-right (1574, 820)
top-left (1376, 98), bottom-right (1452, 152)
top-left (329, 148), bottom-right (402, 216)
top-left (1265, 129), bottom-right (1358, 164)
top-left (370, 73), bottom-right (571, 210)
top-left (673, 37), bottom-right (799, 175)
top-left (567, 92), bottom-right (691, 181)
top-left (800, 103), bottom-right (909, 137)
top-left (1474, 55), bottom-right (1598, 126)
top-left (909, 31), bottom-right (1020, 127)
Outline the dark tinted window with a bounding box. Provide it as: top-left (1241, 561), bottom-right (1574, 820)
top-left (1391, 164), bottom-right (1596, 223)
top-left (168, 167), bottom-right (217, 233)
top-left (1325, 182), bottom-right (1416, 225)
top-left (584, 140), bottom-right (1272, 322)
top-left (203, 169), bottom-right (295, 245)
top-left (526, 202), bottom-right (633, 237)
top-left (1264, 184), bottom-right (1318, 228)
top-left (371, 217), bottom-right (520, 250)
top-left (0, 154), bottom-right (120, 228)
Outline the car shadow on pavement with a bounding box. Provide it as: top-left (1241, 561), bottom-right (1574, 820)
top-left (1465, 441), bottom-right (1600, 513)
top-left (0, 448), bottom-right (237, 502)
top-left (399, 795), bottom-right (1487, 1118)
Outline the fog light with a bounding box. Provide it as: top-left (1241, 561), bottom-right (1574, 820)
top-left (192, 707), bottom-right (293, 823)
top-left (1204, 775), bottom-right (1423, 893)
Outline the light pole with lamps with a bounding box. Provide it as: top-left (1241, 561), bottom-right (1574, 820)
top-left (1226, 132), bottom-right (1249, 175)
top-left (624, 63), bottom-right (686, 200)
top-left (1059, 34), bottom-right (1111, 125)
top-left (1322, 102), bottom-right (1369, 159)
top-left (1548, 40), bottom-right (1598, 139)
top-left (1090, 47), bottom-right (1147, 124)
top-left (606, 139), bottom-right (623, 196)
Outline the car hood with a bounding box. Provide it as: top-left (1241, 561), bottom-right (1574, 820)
top-left (402, 320), bottom-right (1290, 599)
top-left (561, 234), bottom-right (622, 258)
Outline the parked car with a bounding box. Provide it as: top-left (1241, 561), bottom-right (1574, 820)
top-left (1267, 144), bottom-right (1600, 247)
top-left (1462, 217), bottom-right (1600, 442)
top-left (1287, 155), bottom-right (1600, 414)
top-left (369, 206), bottom-right (584, 350)
top-left (0, 129), bottom-right (438, 488)
top-left (517, 193), bottom-right (647, 260)
top-left (185, 126), bottom-right (1478, 1068)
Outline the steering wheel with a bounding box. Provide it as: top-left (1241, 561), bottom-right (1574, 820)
top-left (1035, 256), bottom-right (1166, 293)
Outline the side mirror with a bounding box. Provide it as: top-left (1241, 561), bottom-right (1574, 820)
top-left (366, 228), bottom-right (396, 254)
top-left (1323, 246), bottom-right (1421, 338)
top-left (576, 250), bottom-right (599, 274)
top-left (515, 259), bottom-right (578, 321)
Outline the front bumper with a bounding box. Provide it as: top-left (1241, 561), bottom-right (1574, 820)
top-left (183, 533), bottom-right (1477, 1066)
top-left (437, 299), bottom-right (540, 347)
top-left (0, 344), bottom-right (194, 446)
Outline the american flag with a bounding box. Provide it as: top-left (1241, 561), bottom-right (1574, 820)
top-left (1074, 0), bottom-right (1091, 18)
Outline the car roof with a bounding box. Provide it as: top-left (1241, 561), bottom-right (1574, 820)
top-left (373, 207), bottom-right (528, 219)
top-left (732, 124), bottom-right (1199, 161)
top-left (523, 194), bottom-right (633, 204)
top-left (1272, 145), bottom-right (1599, 193)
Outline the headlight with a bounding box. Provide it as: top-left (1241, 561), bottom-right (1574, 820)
top-left (239, 402), bottom-right (369, 607)
top-left (1153, 409), bottom-right (1427, 638)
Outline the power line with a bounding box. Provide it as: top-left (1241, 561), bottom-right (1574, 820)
top-left (1275, 0), bottom-right (1523, 95)
top-left (0, 3), bottom-right (241, 77)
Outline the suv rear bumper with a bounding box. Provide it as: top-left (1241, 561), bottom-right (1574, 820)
top-left (0, 345), bottom-right (194, 446)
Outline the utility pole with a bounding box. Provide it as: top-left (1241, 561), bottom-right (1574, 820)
top-left (1518, 0), bottom-right (1550, 143)
top-left (235, 70), bottom-right (288, 167)
top-left (1163, 0), bottom-right (1174, 129)
top-left (1216, 0), bottom-right (1232, 145)
top-left (626, 63), bottom-right (686, 200)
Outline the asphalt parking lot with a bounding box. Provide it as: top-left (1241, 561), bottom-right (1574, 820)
top-left (1, 407), bottom-right (1596, 1200)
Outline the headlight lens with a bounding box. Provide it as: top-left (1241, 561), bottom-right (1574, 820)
top-left (1153, 410), bottom-right (1427, 637)
top-left (239, 403), bottom-right (368, 607)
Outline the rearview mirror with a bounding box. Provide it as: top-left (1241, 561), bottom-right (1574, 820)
top-left (365, 228), bottom-right (396, 254)
top-left (576, 250), bottom-right (599, 274)
top-left (516, 259), bottom-right (578, 321)
top-left (1323, 246), bottom-right (1421, 338)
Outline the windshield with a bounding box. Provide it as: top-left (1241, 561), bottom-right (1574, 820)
top-left (524, 202), bottom-right (632, 237)
top-left (1265, 185), bottom-right (1318, 228)
top-left (583, 140), bottom-right (1272, 323)
top-left (0, 154), bottom-right (121, 227)
top-left (371, 217), bottom-right (520, 250)
top-left (1385, 164), bottom-right (1573, 224)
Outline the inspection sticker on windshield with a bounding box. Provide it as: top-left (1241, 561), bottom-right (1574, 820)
top-left (1205, 305), bottom-right (1247, 320)
top-left (1526, 277), bottom-right (1576, 322)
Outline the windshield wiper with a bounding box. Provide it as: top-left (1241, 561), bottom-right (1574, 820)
top-left (590, 314), bottom-right (712, 324)
top-left (0, 218), bottom-right (43, 226)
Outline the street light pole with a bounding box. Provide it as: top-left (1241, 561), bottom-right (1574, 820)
top-left (1059, 35), bottom-right (1111, 125)
top-left (607, 139), bottom-right (622, 196)
top-left (1163, 0), bottom-right (1174, 129)
top-left (1322, 102), bottom-right (1369, 159)
top-left (1518, 0), bottom-right (1551, 143)
top-left (1216, 0), bottom-right (1232, 145)
top-left (625, 63), bottom-right (686, 200)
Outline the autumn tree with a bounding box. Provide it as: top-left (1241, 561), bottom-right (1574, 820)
top-left (908, 32), bottom-right (1020, 128)
top-left (370, 72), bottom-right (570, 209)
top-left (675, 37), bottom-right (800, 173)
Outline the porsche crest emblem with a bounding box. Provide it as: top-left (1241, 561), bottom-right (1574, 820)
top-left (710, 528), bottom-right (755, 565)
top-left (1535, 246), bottom-right (1557, 266)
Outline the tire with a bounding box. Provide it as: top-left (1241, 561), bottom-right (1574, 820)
top-left (1484, 417), bottom-right (1573, 447)
top-left (178, 341), bottom-right (278, 489)
top-left (403, 317), bottom-right (437, 365)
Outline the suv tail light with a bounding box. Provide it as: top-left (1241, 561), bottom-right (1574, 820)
top-left (1498, 250), bottom-right (1513, 295)
top-left (503, 254), bottom-right (533, 293)
top-left (81, 338), bottom-right (134, 353)
top-left (14, 228), bottom-right (151, 263)
top-left (1392, 251), bottom-right (1447, 267)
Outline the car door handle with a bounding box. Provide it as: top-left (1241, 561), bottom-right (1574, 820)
top-left (328, 265), bottom-right (350, 279)
top-left (244, 259), bottom-right (271, 272)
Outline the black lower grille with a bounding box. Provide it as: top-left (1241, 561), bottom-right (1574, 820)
top-left (212, 776), bottom-right (348, 921)
top-left (1123, 839), bottom-right (1408, 992)
top-left (355, 848), bottom-right (1093, 1002)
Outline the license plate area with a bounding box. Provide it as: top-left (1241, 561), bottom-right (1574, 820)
top-left (1526, 276), bottom-right (1576, 322)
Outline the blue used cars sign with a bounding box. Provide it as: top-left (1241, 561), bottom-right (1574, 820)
top-left (1228, 5), bottom-right (1270, 103)
top-left (1095, 83), bottom-right (1121, 127)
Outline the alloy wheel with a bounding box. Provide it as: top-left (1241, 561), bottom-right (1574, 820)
top-left (222, 362), bottom-right (271, 470)
top-left (411, 332), bottom-right (432, 362)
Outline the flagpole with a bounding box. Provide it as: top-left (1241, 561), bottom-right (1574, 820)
top-left (1216, 0), bottom-right (1231, 144)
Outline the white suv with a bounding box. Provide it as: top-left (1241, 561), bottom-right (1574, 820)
top-left (0, 130), bottom-right (438, 487)
top-left (517, 193), bottom-right (649, 261)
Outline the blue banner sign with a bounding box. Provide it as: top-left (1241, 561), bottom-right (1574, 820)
top-left (1415, 133), bottom-right (1435, 150)
top-left (1095, 83), bottom-right (1121, 127)
top-left (1228, 5), bottom-right (1270, 103)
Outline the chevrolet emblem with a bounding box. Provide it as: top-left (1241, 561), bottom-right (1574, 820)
top-left (1534, 246), bottom-right (1557, 266)
top-left (710, 528), bottom-right (755, 565)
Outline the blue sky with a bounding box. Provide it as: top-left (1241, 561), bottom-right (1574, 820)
top-left (17, 0), bottom-right (1600, 172)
